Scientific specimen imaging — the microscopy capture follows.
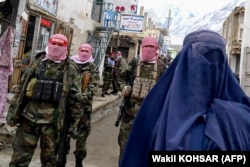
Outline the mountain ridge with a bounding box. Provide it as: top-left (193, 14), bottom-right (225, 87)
top-left (147, 0), bottom-right (245, 37)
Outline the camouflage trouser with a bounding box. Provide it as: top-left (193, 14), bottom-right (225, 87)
top-left (9, 117), bottom-right (57, 167)
top-left (63, 112), bottom-right (91, 162)
top-left (102, 71), bottom-right (113, 93)
top-left (118, 99), bottom-right (142, 164)
top-left (112, 73), bottom-right (119, 92)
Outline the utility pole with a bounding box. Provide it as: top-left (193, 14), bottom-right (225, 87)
top-left (166, 9), bottom-right (172, 36)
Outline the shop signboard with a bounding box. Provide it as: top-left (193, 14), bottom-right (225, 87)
top-left (120, 14), bottom-right (144, 32)
top-left (103, 0), bottom-right (138, 14)
top-left (33, 0), bottom-right (58, 16)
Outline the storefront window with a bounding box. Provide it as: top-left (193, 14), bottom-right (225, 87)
top-left (36, 17), bottom-right (52, 53)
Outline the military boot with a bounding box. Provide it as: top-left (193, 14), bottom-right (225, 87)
top-left (57, 161), bottom-right (66, 167)
top-left (56, 156), bottom-right (67, 167)
top-left (75, 158), bottom-right (83, 167)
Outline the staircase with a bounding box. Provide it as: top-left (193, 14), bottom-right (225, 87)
top-left (88, 26), bottom-right (117, 68)
top-left (88, 11), bottom-right (120, 68)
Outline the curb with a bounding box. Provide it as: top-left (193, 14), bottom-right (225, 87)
top-left (92, 94), bottom-right (122, 113)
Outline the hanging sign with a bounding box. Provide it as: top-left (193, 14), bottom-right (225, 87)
top-left (33, 0), bottom-right (58, 16)
top-left (103, 0), bottom-right (138, 14)
top-left (120, 14), bottom-right (144, 32)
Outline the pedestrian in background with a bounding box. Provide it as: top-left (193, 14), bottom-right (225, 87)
top-left (6, 34), bottom-right (83, 167)
top-left (57, 43), bottom-right (99, 167)
top-left (111, 51), bottom-right (129, 95)
top-left (117, 36), bottom-right (166, 164)
top-left (101, 51), bottom-right (115, 97)
top-left (120, 29), bottom-right (250, 167)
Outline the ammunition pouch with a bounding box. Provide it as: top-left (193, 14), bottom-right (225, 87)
top-left (31, 79), bottom-right (63, 103)
top-left (131, 77), bottom-right (155, 99)
top-left (52, 81), bottom-right (63, 102)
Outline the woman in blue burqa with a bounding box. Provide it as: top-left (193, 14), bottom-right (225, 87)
top-left (120, 29), bottom-right (250, 167)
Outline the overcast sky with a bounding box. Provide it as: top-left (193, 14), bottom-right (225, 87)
top-left (139, 0), bottom-right (228, 14)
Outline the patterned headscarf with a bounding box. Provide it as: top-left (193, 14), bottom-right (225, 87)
top-left (45, 34), bottom-right (68, 61)
top-left (140, 36), bottom-right (158, 63)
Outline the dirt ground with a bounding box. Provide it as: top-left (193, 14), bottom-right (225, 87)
top-left (0, 99), bottom-right (122, 167)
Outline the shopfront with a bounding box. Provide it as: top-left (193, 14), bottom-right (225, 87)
top-left (8, 0), bottom-right (73, 88)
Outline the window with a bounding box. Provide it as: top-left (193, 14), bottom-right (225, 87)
top-left (91, 0), bottom-right (103, 22)
top-left (36, 18), bottom-right (53, 53)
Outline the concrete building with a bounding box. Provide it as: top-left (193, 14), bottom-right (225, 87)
top-left (222, 6), bottom-right (244, 77)
top-left (240, 0), bottom-right (250, 96)
top-left (0, 0), bottom-right (99, 88)
top-left (222, 0), bottom-right (250, 96)
top-left (0, 0), bottom-right (167, 89)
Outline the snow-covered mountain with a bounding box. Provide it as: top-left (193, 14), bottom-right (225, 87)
top-left (146, 0), bottom-right (245, 37)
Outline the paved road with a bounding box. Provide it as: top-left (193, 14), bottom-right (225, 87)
top-left (0, 98), bottom-right (122, 167)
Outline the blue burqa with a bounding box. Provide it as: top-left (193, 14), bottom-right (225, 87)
top-left (120, 29), bottom-right (250, 167)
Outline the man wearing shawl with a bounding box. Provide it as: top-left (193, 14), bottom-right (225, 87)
top-left (57, 43), bottom-right (99, 167)
top-left (117, 36), bottom-right (166, 164)
top-left (101, 51), bottom-right (115, 97)
top-left (6, 34), bottom-right (83, 167)
top-left (120, 29), bottom-right (250, 167)
top-left (112, 51), bottom-right (129, 95)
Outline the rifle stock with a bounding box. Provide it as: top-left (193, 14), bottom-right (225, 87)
top-left (115, 98), bottom-right (126, 127)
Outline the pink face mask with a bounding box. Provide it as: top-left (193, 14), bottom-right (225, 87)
top-left (46, 43), bottom-right (67, 61)
top-left (141, 46), bottom-right (158, 62)
top-left (45, 34), bottom-right (68, 61)
top-left (77, 44), bottom-right (93, 62)
top-left (140, 37), bottom-right (159, 63)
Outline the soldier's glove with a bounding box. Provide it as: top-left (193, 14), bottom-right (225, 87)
top-left (122, 86), bottom-right (131, 97)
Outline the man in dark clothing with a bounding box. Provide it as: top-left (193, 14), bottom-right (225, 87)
top-left (111, 51), bottom-right (129, 95)
top-left (101, 52), bottom-right (115, 97)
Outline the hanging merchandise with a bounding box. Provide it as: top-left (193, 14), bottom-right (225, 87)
top-left (0, 26), bottom-right (14, 118)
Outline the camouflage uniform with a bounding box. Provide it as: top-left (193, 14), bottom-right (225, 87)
top-left (118, 58), bottom-right (166, 163)
top-left (101, 55), bottom-right (115, 96)
top-left (112, 56), bottom-right (129, 94)
top-left (6, 52), bottom-right (83, 167)
top-left (59, 59), bottom-right (99, 167)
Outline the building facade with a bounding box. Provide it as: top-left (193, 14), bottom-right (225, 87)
top-left (0, 0), bottom-right (100, 88)
top-left (0, 0), bottom-right (167, 89)
top-left (240, 0), bottom-right (250, 96)
top-left (222, 6), bottom-right (244, 77)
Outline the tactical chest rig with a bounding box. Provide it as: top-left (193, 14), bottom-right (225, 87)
top-left (131, 61), bottom-right (157, 99)
top-left (26, 60), bottom-right (64, 103)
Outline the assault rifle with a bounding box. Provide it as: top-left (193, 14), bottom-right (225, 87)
top-left (57, 110), bottom-right (81, 165)
top-left (115, 97), bottom-right (128, 127)
top-left (57, 89), bottom-right (83, 165)
top-left (56, 110), bottom-right (70, 166)
top-left (115, 58), bottom-right (137, 127)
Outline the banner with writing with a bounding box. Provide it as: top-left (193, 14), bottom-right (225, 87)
top-left (120, 14), bottom-right (144, 32)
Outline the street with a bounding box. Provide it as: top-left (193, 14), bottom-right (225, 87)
top-left (0, 98), bottom-right (122, 167)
